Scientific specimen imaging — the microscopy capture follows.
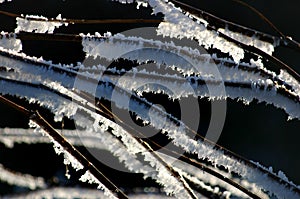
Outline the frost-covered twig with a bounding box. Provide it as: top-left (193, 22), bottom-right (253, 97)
top-left (0, 95), bottom-right (128, 199)
top-left (0, 128), bottom-right (108, 149)
top-left (0, 10), bottom-right (161, 24)
top-left (0, 73), bottom-right (264, 197)
top-left (168, 0), bottom-right (300, 52)
top-left (1, 38), bottom-right (300, 197)
top-left (1, 30), bottom-right (298, 91)
top-left (95, 98), bottom-right (263, 199)
top-left (1, 1), bottom-right (300, 197)
top-left (1, 34), bottom-right (298, 117)
top-left (148, 0), bottom-right (300, 82)
top-left (0, 164), bottom-right (46, 190)
top-left (0, 76), bottom-right (199, 198)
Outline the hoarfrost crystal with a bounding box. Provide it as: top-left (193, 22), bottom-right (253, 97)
top-left (15, 14), bottom-right (67, 33)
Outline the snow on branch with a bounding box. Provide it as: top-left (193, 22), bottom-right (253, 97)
top-left (0, 34), bottom-right (300, 197)
top-left (0, 128), bottom-right (108, 149)
top-left (218, 28), bottom-right (276, 55)
top-left (0, 32), bottom-right (22, 52)
top-left (0, 59), bottom-right (298, 198)
top-left (15, 14), bottom-right (68, 34)
top-left (80, 33), bottom-right (300, 119)
top-left (0, 74), bottom-right (197, 198)
top-left (1, 0), bottom-right (300, 198)
top-left (0, 164), bottom-right (46, 190)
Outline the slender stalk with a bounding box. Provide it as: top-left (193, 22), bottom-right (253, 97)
top-left (1, 35), bottom-right (300, 196)
top-left (94, 95), bottom-right (263, 199)
top-left (0, 76), bottom-right (263, 198)
top-left (167, 1), bottom-right (300, 83)
top-left (1, 45), bottom-right (300, 194)
top-left (0, 78), bottom-right (198, 198)
top-left (1, 4), bottom-right (300, 50)
top-left (168, 0), bottom-right (300, 51)
top-left (2, 75), bottom-right (299, 198)
top-left (0, 10), bottom-right (160, 24)
top-left (0, 31), bottom-right (296, 93)
top-left (83, 84), bottom-right (300, 196)
top-left (0, 95), bottom-right (129, 199)
top-left (0, 36), bottom-right (296, 96)
top-left (231, 0), bottom-right (285, 38)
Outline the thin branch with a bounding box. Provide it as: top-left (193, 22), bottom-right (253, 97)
top-left (68, 86), bottom-right (267, 199)
top-left (0, 95), bottom-right (129, 199)
top-left (231, 0), bottom-right (285, 38)
top-left (16, 31), bottom-right (83, 42)
top-left (182, 175), bottom-right (224, 199)
top-left (91, 81), bottom-right (300, 195)
top-left (94, 96), bottom-right (198, 198)
top-left (1, 4), bottom-right (300, 50)
top-left (0, 31), bottom-right (296, 95)
top-left (2, 74), bottom-right (299, 197)
top-left (93, 94), bottom-right (263, 199)
top-left (1, 45), bottom-right (299, 107)
top-left (0, 33), bottom-right (295, 93)
top-left (1, 42), bottom-right (300, 195)
top-left (0, 76), bottom-right (262, 198)
top-left (140, 141), bottom-right (198, 199)
top-left (0, 10), bottom-right (161, 24)
top-left (168, 0), bottom-right (300, 51)
top-left (2, 30), bottom-right (300, 89)
top-left (0, 76), bottom-right (197, 198)
top-left (166, 2), bottom-right (300, 83)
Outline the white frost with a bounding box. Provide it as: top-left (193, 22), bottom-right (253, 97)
top-left (0, 32), bottom-right (22, 52)
top-left (79, 171), bottom-right (118, 199)
top-left (15, 14), bottom-right (67, 33)
top-left (279, 69), bottom-right (300, 95)
top-left (0, 164), bottom-right (46, 190)
top-left (218, 28), bottom-right (276, 55)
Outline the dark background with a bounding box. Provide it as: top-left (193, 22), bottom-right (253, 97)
top-left (0, 0), bottom-right (299, 196)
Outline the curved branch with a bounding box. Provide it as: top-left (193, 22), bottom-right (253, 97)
top-left (231, 0), bottom-right (284, 38)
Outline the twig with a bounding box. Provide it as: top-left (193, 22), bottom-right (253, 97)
top-left (0, 95), bottom-right (129, 199)
top-left (166, 1), bottom-right (300, 83)
top-left (0, 75), bottom-right (262, 198)
top-left (1, 39), bottom-right (300, 196)
top-left (93, 93), bottom-right (263, 199)
top-left (0, 10), bottom-right (161, 24)
top-left (1, 30), bottom-right (298, 93)
top-left (2, 29), bottom-right (300, 85)
top-left (168, 0), bottom-right (300, 51)
top-left (0, 45), bottom-right (299, 106)
top-left (2, 73), bottom-right (300, 197)
top-left (231, 0), bottom-right (285, 38)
